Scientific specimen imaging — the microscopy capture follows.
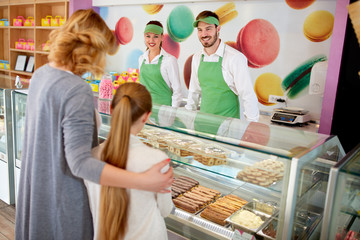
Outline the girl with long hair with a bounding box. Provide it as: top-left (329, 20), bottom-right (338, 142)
top-left (85, 83), bottom-right (173, 240)
top-left (139, 20), bottom-right (182, 107)
top-left (15, 9), bottom-right (173, 240)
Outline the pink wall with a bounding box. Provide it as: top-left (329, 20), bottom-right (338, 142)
top-left (69, 0), bottom-right (99, 16)
top-left (319, 0), bottom-right (349, 134)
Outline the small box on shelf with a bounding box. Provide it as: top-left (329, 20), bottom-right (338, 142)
top-left (9, 5), bottom-right (34, 26)
top-left (36, 1), bottom-right (67, 27)
top-left (0, 18), bottom-right (9, 26)
top-left (0, 60), bottom-right (9, 70)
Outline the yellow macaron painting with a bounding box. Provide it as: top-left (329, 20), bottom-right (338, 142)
top-left (214, 2), bottom-right (238, 26)
top-left (254, 73), bottom-right (284, 106)
top-left (142, 4), bottom-right (163, 15)
top-left (303, 10), bottom-right (334, 42)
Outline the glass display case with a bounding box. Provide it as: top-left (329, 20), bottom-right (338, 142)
top-left (97, 102), bottom-right (346, 240)
top-left (12, 89), bottom-right (27, 202)
top-left (321, 143), bottom-right (360, 240)
top-left (10, 89), bottom-right (347, 239)
top-left (0, 87), bottom-right (15, 204)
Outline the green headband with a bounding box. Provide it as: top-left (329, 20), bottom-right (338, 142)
top-left (193, 16), bottom-right (219, 27)
top-left (144, 24), bottom-right (163, 35)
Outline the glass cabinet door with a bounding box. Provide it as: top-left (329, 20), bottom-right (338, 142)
top-left (13, 91), bottom-right (27, 164)
top-left (0, 88), bottom-right (15, 204)
top-left (322, 144), bottom-right (360, 240)
top-left (0, 89), bottom-right (6, 159)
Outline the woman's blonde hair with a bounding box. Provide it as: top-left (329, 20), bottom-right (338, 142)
top-left (99, 83), bottom-right (152, 240)
top-left (48, 9), bottom-right (118, 76)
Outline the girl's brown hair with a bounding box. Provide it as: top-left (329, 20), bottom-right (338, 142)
top-left (48, 9), bottom-right (118, 76)
top-left (98, 83), bottom-right (152, 240)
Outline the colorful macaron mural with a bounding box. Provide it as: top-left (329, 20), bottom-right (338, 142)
top-left (100, 0), bottom-right (336, 121)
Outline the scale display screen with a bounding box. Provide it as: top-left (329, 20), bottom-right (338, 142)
top-left (272, 113), bottom-right (297, 122)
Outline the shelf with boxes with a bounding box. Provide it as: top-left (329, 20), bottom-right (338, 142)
top-left (0, 0), bottom-right (68, 87)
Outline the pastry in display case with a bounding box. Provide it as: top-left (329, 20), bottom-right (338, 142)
top-left (322, 143), bottom-right (360, 240)
top-left (97, 102), bottom-right (346, 240)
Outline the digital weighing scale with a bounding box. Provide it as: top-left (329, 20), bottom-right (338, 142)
top-left (271, 107), bottom-right (311, 126)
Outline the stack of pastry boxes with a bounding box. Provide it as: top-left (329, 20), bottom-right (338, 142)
top-left (171, 175), bottom-right (248, 226)
top-left (136, 128), bottom-right (177, 149)
top-left (137, 128), bottom-right (230, 166)
top-left (188, 144), bottom-right (229, 166)
top-left (236, 159), bottom-right (285, 187)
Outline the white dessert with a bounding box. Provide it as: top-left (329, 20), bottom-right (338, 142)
top-left (231, 210), bottom-right (264, 229)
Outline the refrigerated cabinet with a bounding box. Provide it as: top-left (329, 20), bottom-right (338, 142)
top-left (97, 103), bottom-right (346, 240)
top-left (10, 90), bottom-right (348, 239)
top-left (0, 88), bottom-right (15, 204)
top-left (321, 143), bottom-right (360, 240)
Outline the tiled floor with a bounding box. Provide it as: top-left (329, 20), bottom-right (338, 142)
top-left (0, 200), bottom-right (15, 240)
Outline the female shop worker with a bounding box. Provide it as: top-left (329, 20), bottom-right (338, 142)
top-left (15, 9), bottom-right (173, 240)
top-left (185, 11), bottom-right (259, 122)
top-left (139, 21), bottom-right (182, 107)
top-left (85, 83), bottom-right (173, 240)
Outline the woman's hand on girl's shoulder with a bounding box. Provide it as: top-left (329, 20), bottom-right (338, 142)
top-left (141, 158), bottom-right (173, 193)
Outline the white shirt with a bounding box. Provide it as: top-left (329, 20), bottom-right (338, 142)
top-left (84, 135), bottom-right (174, 240)
top-left (185, 40), bottom-right (259, 122)
top-left (139, 48), bottom-right (183, 107)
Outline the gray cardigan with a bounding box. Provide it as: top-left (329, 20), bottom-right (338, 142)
top-left (15, 64), bottom-right (105, 240)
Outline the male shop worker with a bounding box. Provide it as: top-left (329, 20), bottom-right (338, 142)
top-left (185, 10), bottom-right (259, 122)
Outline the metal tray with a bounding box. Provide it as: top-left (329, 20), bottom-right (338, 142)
top-left (225, 201), bottom-right (274, 234)
top-left (257, 210), bottom-right (322, 240)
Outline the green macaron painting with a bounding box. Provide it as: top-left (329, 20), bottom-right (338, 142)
top-left (282, 55), bottom-right (327, 99)
top-left (167, 5), bottom-right (194, 42)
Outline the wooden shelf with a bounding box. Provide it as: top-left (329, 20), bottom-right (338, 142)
top-left (35, 50), bottom-right (49, 55)
top-left (10, 26), bottom-right (35, 29)
top-left (10, 48), bottom-right (35, 53)
top-left (11, 70), bottom-right (32, 76)
top-left (0, 0), bottom-right (68, 85)
top-left (35, 26), bottom-right (58, 29)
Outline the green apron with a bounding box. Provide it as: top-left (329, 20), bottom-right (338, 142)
top-left (194, 53), bottom-right (240, 135)
top-left (139, 55), bottom-right (172, 106)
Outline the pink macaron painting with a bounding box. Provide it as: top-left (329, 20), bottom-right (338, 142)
top-left (115, 17), bottom-right (133, 45)
top-left (162, 34), bottom-right (180, 59)
top-left (183, 54), bottom-right (193, 89)
top-left (236, 19), bottom-right (280, 68)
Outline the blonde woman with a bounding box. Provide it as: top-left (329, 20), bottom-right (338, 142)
top-left (15, 9), bottom-right (173, 240)
top-left (85, 83), bottom-right (173, 240)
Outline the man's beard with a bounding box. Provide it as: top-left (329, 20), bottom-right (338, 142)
top-left (201, 32), bottom-right (218, 48)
